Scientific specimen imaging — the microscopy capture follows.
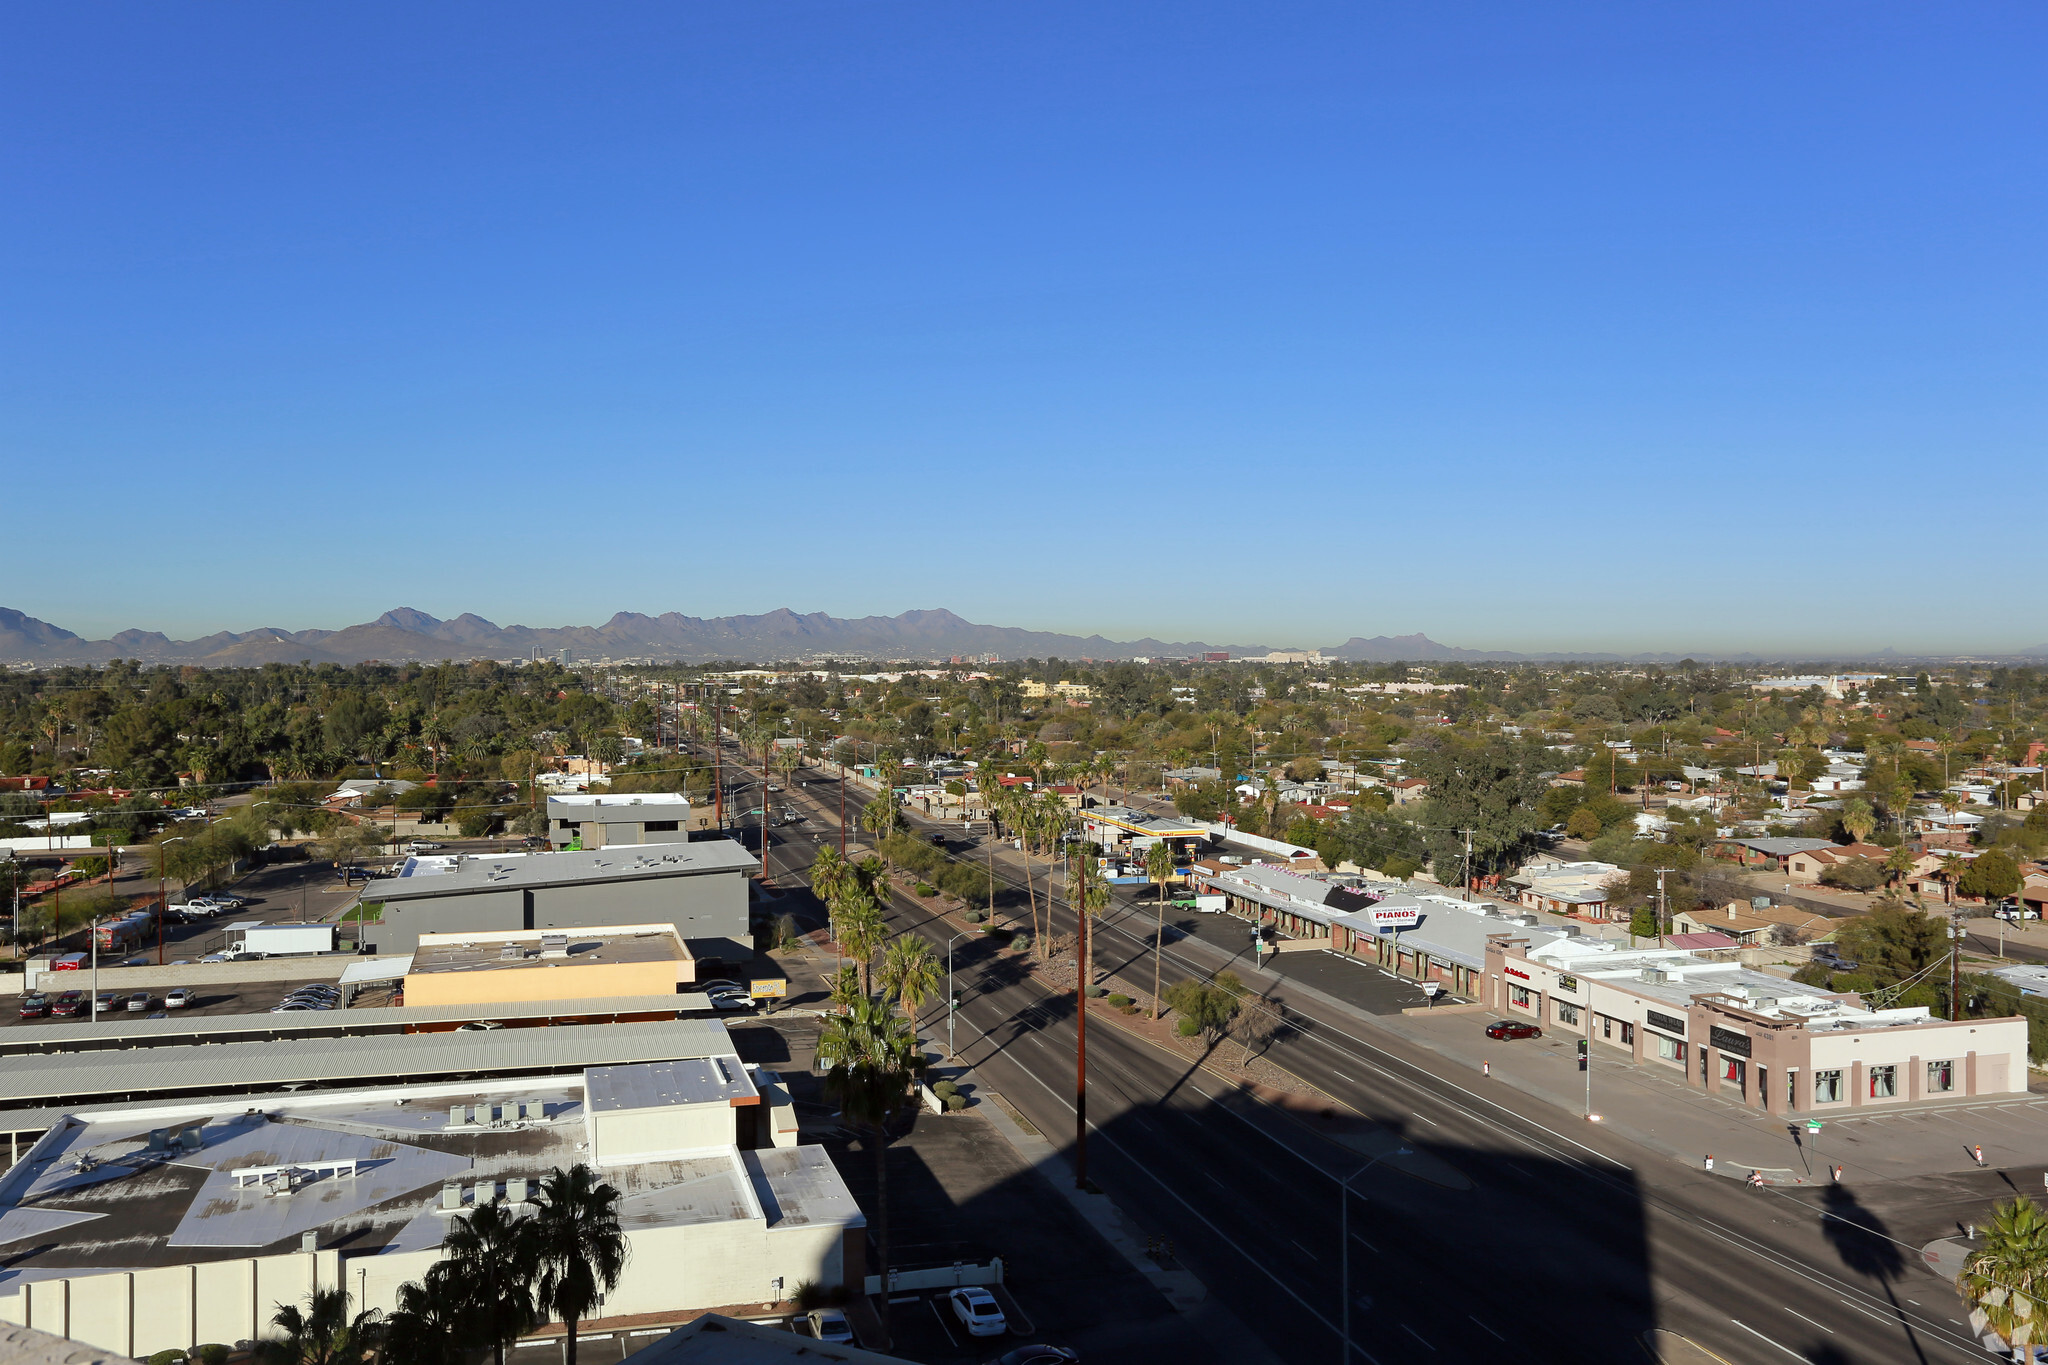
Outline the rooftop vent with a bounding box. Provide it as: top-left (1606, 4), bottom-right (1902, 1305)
top-left (540, 933), bottom-right (569, 959)
top-left (1641, 969), bottom-right (1668, 985)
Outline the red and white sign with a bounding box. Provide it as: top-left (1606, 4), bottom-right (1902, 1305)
top-left (1504, 966), bottom-right (1531, 981)
top-left (1370, 904), bottom-right (1422, 932)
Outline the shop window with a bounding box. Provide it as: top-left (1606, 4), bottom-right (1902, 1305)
top-left (1600, 1015), bottom-right (1613, 1040)
top-left (1655, 1034), bottom-right (1683, 1062)
top-left (1620, 1021), bottom-right (1634, 1045)
top-left (1814, 1069), bottom-right (1843, 1103)
top-left (1869, 1065), bottom-right (1897, 1099)
top-left (1510, 985), bottom-right (1532, 1009)
top-left (1787, 1071), bottom-right (1797, 1108)
top-left (1557, 1001), bottom-right (1580, 1026)
top-left (1927, 1060), bottom-right (1955, 1093)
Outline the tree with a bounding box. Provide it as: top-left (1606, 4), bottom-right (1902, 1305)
top-left (834, 891), bottom-right (888, 996)
top-left (1164, 973), bottom-right (1241, 1040)
top-left (590, 734), bottom-right (624, 771)
top-left (1882, 844), bottom-right (1917, 888)
top-left (1146, 840), bottom-right (1177, 1020)
top-left (818, 993), bottom-right (925, 1343)
top-left (1959, 849), bottom-right (2023, 903)
top-left (1939, 853), bottom-right (1967, 905)
top-left (1629, 904), bottom-right (1660, 940)
top-left (1958, 1197), bottom-right (2048, 1352)
top-left (439, 1200), bottom-right (537, 1365)
top-left (254, 1288), bottom-right (382, 1365)
top-left (1832, 898), bottom-right (1947, 986)
top-left (1840, 797), bottom-right (1877, 844)
top-left (878, 936), bottom-right (941, 1023)
top-left (381, 1272), bottom-right (468, 1365)
top-left (529, 1164), bottom-right (630, 1365)
top-left (1565, 807), bottom-right (1603, 841)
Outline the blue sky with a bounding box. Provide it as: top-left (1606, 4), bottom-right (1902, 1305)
top-left (4, 4), bottom-right (2043, 654)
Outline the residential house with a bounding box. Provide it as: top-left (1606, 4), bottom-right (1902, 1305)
top-left (1672, 903), bottom-right (1786, 947)
top-left (1388, 778), bottom-right (1431, 807)
top-left (1713, 836), bottom-right (1836, 873)
top-left (1782, 844), bottom-right (1887, 885)
top-left (1507, 859), bottom-right (1626, 921)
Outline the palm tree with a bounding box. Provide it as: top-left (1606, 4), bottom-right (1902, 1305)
top-left (1841, 797), bottom-right (1877, 844)
top-left (835, 892), bottom-right (888, 996)
top-left (1883, 844), bottom-right (1917, 890)
top-left (439, 1199), bottom-right (537, 1365)
top-left (529, 1164), bottom-right (630, 1365)
top-left (382, 1271), bottom-right (469, 1365)
top-left (879, 936), bottom-right (941, 1024)
top-left (255, 1287), bottom-right (382, 1365)
top-left (1939, 853), bottom-right (1967, 905)
top-left (1146, 840), bottom-right (1177, 1020)
top-left (818, 994), bottom-right (925, 1345)
top-left (1959, 1197), bottom-right (2048, 1353)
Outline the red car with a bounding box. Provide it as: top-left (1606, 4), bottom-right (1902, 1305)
top-left (1485, 1020), bottom-right (1542, 1040)
top-left (18, 994), bottom-right (49, 1019)
top-left (49, 991), bottom-right (85, 1018)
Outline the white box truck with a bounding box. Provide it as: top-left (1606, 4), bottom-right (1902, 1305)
top-left (234, 922), bottom-right (337, 957)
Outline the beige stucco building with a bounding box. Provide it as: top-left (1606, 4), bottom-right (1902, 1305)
top-left (401, 923), bottom-right (698, 1006)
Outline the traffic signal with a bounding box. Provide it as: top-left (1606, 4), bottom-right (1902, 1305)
top-left (1577, 1040), bottom-right (1589, 1072)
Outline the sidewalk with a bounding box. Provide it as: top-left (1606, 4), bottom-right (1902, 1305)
top-left (1383, 1008), bottom-right (2048, 1185)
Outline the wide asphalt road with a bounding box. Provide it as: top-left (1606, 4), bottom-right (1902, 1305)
top-left (724, 755), bottom-right (1989, 1365)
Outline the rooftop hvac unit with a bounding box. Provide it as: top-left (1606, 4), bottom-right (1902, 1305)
top-left (1641, 969), bottom-right (1668, 984)
top-left (540, 933), bottom-right (569, 959)
top-left (500, 943), bottom-right (523, 958)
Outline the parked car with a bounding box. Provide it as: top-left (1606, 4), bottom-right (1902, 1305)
top-left (407, 841), bottom-right (444, 853)
top-left (989, 1348), bottom-right (1080, 1365)
top-left (705, 990), bottom-right (753, 1012)
top-left (1485, 1020), bottom-right (1542, 1041)
top-left (947, 1288), bottom-right (1008, 1338)
top-left (18, 994), bottom-right (49, 1019)
top-left (95, 992), bottom-right (120, 1015)
top-left (807, 1310), bottom-right (854, 1344)
top-left (165, 988), bottom-right (192, 1009)
top-left (122, 955), bottom-right (151, 968)
top-left (125, 992), bottom-right (152, 1013)
top-left (50, 991), bottom-right (85, 1017)
top-left (696, 979), bottom-right (742, 995)
top-left (271, 1001), bottom-right (333, 1013)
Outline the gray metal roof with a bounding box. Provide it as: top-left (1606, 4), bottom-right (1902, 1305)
top-left (0, 1018), bottom-right (734, 1112)
top-left (366, 839), bottom-right (756, 902)
top-left (587, 1057), bottom-right (757, 1112)
top-left (1332, 895), bottom-right (1564, 970)
top-left (0, 994), bottom-right (717, 1057)
top-left (1721, 837), bottom-right (1835, 856)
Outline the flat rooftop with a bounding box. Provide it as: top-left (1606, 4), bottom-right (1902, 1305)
top-left (369, 840), bottom-right (756, 902)
top-left (588, 1057), bottom-right (757, 1112)
top-left (410, 927), bottom-right (687, 976)
top-left (547, 793), bottom-right (693, 821)
top-left (0, 1066), bottom-right (855, 1285)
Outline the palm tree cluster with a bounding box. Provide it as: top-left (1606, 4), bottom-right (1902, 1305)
top-left (1959, 1197), bottom-right (2048, 1354)
top-left (257, 1164), bottom-right (627, 1365)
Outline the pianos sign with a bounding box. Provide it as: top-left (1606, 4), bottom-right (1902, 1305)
top-left (1371, 904), bottom-right (1422, 933)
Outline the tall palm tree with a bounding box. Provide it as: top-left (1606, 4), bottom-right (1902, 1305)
top-left (1959, 1197), bottom-right (2048, 1352)
top-left (439, 1199), bottom-right (537, 1365)
top-left (818, 993), bottom-right (925, 1344)
top-left (1883, 844), bottom-right (1917, 890)
top-left (529, 1164), bottom-right (630, 1365)
top-left (255, 1287), bottom-right (382, 1365)
top-left (836, 892), bottom-right (888, 996)
top-left (1146, 840), bottom-right (1177, 1020)
top-left (1840, 797), bottom-right (1876, 844)
top-left (879, 936), bottom-right (941, 1024)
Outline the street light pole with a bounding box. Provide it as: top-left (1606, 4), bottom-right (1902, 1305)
top-left (946, 931), bottom-right (968, 1058)
top-left (157, 837), bottom-right (187, 966)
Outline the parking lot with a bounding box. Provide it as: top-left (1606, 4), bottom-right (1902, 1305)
top-left (12, 973), bottom-right (375, 1025)
top-left (1117, 898), bottom-right (1437, 1015)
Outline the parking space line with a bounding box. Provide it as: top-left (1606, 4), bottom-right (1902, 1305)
top-left (927, 1297), bottom-right (960, 1347)
top-left (1469, 1316), bottom-right (1504, 1341)
top-left (1400, 1324), bottom-right (1436, 1351)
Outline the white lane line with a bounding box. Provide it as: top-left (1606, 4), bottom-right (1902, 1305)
top-left (1353, 1232), bottom-right (1380, 1254)
top-left (1411, 1112), bottom-right (1439, 1126)
top-left (1205, 1171), bottom-right (1227, 1188)
top-left (1469, 1316), bottom-right (1504, 1341)
top-left (1732, 1320), bottom-right (1807, 1359)
top-left (1292, 1238), bottom-right (1314, 1256)
top-left (1332, 1071), bottom-right (1356, 1083)
top-left (1400, 1324), bottom-right (1436, 1351)
top-left (1782, 1305), bottom-right (1833, 1333)
top-left (1836, 1297), bottom-right (1894, 1326)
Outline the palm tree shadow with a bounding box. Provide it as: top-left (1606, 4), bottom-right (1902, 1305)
top-left (1820, 1184), bottom-right (1929, 1365)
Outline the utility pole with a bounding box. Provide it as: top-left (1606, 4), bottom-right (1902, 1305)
top-left (839, 767), bottom-right (847, 857)
top-left (1073, 845), bottom-right (1090, 1189)
top-left (1655, 867), bottom-right (1668, 949)
top-left (1951, 909), bottom-right (1966, 1021)
top-left (1461, 827), bottom-right (1475, 901)
top-left (711, 691), bottom-right (725, 832)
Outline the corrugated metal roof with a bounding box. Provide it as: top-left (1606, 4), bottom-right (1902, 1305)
top-left (368, 840), bottom-right (755, 902)
top-left (0, 995), bottom-right (715, 1056)
top-left (0, 1018), bottom-right (732, 1110)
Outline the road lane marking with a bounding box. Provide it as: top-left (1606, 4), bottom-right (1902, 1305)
top-left (1835, 1298), bottom-right (1893, 1326)
top-left (1400, 1324), bottom-right (1436, 1351)
top-left (1732, 1320), bottom-right (1806, 1359)
top-left (1353, 1233), bottom-right (1379, 1254)
top-left (1411, 1112), bottom-right (1438, 1126)
top-left (1469, 1316), bottom-right (1503, 1341)
top-left (1781, 1306), bottom-right (1832, 1333)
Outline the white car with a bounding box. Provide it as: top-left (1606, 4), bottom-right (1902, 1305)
top-left (807, 1309), bottom-right (853, 1344)
top-left (407, 841), bottom-right (443, 853)
top-left (946, 1287), bottom-right (1007, 1338)
top-left (165, 988), bottom-right (192, 1009)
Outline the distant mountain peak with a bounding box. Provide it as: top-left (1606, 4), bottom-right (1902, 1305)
top-left (375, 607), bottom-right (444, 633)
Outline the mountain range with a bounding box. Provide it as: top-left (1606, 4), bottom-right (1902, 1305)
top-left (1, 606), bottom-right (2040, 668)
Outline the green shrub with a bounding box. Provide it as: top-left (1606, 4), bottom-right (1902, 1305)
top-left (944, 1092), bottom-right (968, 1111)
top-left (916, 882), bottom-right (938, 898)
top-left (1084, 984), bottom-right (1108, 998)
top-left (964, 909), bottom-right (986, 923)
top-left (196, 1348), bottom-right (230, 1365)
top-left (932, 1080), bottom-right (959, 1099)
top-left (147, 1351), bottom-right (187, 1365)
top-left (1010, 933), bottom-right (1031, 952)
top-left (1176, 1017), bottom-right (1201, 1036)
top-left (1107, 994), bottom-right (1133, 1008)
